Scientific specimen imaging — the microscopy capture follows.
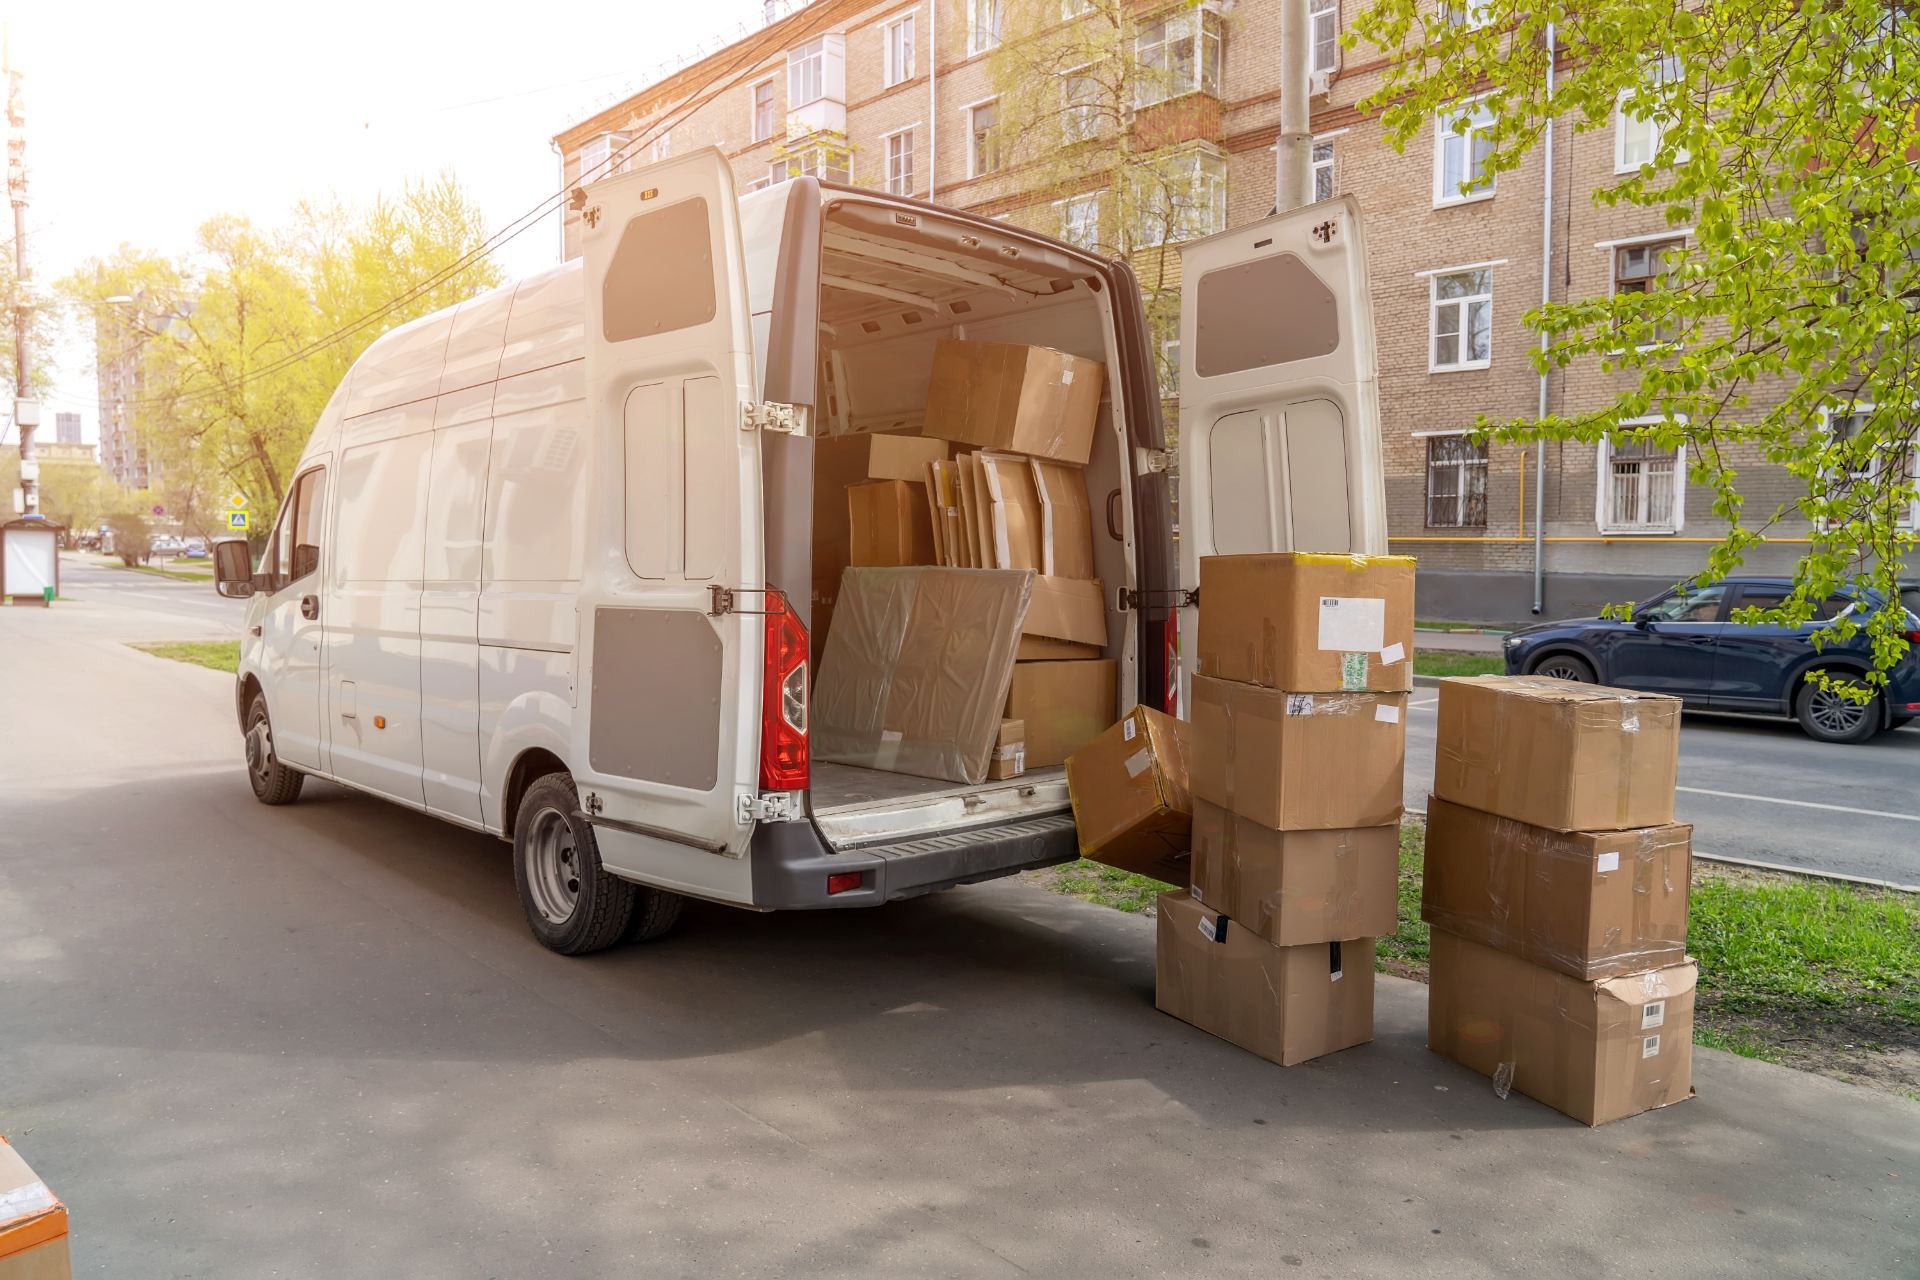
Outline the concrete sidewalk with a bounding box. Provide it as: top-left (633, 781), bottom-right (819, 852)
top-left (2, 603), bottom-right (1916, 1277)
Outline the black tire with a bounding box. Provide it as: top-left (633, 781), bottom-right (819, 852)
top-left (244, 692), bottom-right (304, 805)
top-left (1529, 652), bottom-right (1597, 684)
top-left (512, 772), bottom-right (638, 955)
top-left (625, 886), bottom-right (686, 943)
top-left (1794, 675), bottom-right (1882, 745)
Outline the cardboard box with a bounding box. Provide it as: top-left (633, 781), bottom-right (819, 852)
top-left (1434, 676), bottom-right (1682, 831)
top-left (1017, 635), bottom-right (1103, 661)
top-left (1421, 796), bottom-right (1691, 980)
top-left (814, 432), bottom-right (952, 660)
top-left (923, 339), bottom-right (1105, 464)
top-left (1067, 707), bottom-right (1194, 883)
top-left (1188, 676), bottom-right (1407, 830)
top-left (0, 1136), bottom-right (70, 1280)
top-left (1032, 459), bottom-right (1096, 579)
top-left (1197, 553), bottom-right (1416, 692)
top-left (848, 479), bottom-right (937, 568)
top-left (977, 452), bottom-right (1045, 571)
top-left (1006, 659), bottom-right (1115, 767)
top-left (1428, 930), bottom-right (1696, 1126)
top-left (1190, 800), bottom-right (1397, 946)
top-left (1156, 890), bottom-right (1375, 1067)
top-left (990, 718), bottom-right (1026, 780)
top-left (1023, 574), bottom-right (1107, 648)
top-left (813, 567), bottom-right (1032, 784)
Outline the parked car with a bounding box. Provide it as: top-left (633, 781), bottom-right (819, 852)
top-left (181, 537), bottom-right (209, 559)
top-left (1503, 577), bottom-right (1920, 743)
top-left (146, 535), bottom-right (185, 562)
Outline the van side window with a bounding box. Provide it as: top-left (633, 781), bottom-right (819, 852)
top-left (284, 467), bottom-right (327, 583)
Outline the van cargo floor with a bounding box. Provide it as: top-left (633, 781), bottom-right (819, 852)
top-left (809, 761), bottom-right (1066, 814)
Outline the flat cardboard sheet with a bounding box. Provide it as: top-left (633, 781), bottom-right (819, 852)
top-left (1005, 659), bottom-right (1115, 767)
top-left (1197, 553), bottom-right (1415, 692)
top-left (0, 1136), bottom-right (70, 1280)
top-left (848, 479), bottom-right (937, 568)
top-left (1017, 636), bottom-right (1103, 661)
top-left (1428, 930), bottom-right (1697, 1126)
top-left (1189, 676), bottom-right (1407, 830)
top-left (1189, 800), bottom-right (1397, 946)
top-left (1422, 796), bottom-right (1691, 980)
top-left (957, 452), bottom-right (987, 569)
top-left (1156, 890), bottom-right (1375, 1067)
top-left (977, 452), bottom-right (1045, 571)
top-left (1032, 459), bottom-right (1096, 579)
top-left (1434, 676), bottom-right (1681, 831)
top-left (1067, 707), bottom-right (1194, 883)
top-left (1023, 574), bottom-right (1107, 647)
top-left (813, 567), bottom-right (1033, 784)
top-left (923, 339), bottom-right (1105, 464)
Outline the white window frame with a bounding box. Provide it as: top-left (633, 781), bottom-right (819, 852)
top-left (789, 37), bottom-right (827, 108)
top-left (577, 132), bottom-right (631, 183)
top-left (1596, 418), bottom-right (1688, 534)
top-left (650, 133), bottom-right (672, 163)
top-left (1428, 265), bottom-right (1494, 372)
top-left (1062, 66), bottom-right (1101, 144)
top-left (791, 138), bottom-right (852, 184)
top-left (1821, 403), bottom-right (1919, 529)
top-left (1433, 97), bottom-right (1496, 206)
top-left (968, 0), bottom-right (1004, 56)
top-left (1609, 235), bottom-right (1685, 350)
top-left (1056, 190), bottom-right (1104, 249)
top-left (883, 13), bottom-right (916, 87)
top-left (1133, 147), bottom-right (1229, 247)
top-left (766, 159), bottom-right (789, 187)
top-left (1135, 6), bottom-right (1224, 107)
top-left (1615, 57), bottom-right (1685, 174)
top-left (1439, 1), bottom-right (1491, 28)
top-left (750, 77), bottom-right (777, 142)
top-left (1310, 0), bottom-right (1340, 76)
top-left (883, 125), bottom-right (918, 196)
top-left (1423, 431), bottom-right (1490, 529)
top-left (967, 98), bottom-right (1001, 177)
top-left (1311, 138), bottom-right (1336, 202)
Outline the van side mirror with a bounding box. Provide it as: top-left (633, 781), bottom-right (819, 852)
top-left (212, 538), bottom-right (256, 598)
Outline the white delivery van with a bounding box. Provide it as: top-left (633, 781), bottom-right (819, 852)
top-left (212, 149), bottom-right (1385, 954)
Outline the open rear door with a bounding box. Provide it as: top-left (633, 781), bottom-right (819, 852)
top-left (1174, 196), bottom-right (1388, 700)
top-left (576, 147), bottom-right (766, 876)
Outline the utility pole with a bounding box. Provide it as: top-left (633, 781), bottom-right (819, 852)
top-left (5, 26), bottom-right (35, 516)
top-left (1273, 0), bottom-right (1313, 213)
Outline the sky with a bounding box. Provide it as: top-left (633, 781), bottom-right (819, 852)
top-left (5, 0), bottom-right (782, 443)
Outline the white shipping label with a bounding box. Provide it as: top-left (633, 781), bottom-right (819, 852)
top-left (1286, 694), bottom-right (1316, 716)
top-left (1318, 596), bottom-right (1387, 653)
top-left (1198, 915), bottom-right (1219, 943)
top-left (1374, 704), bottom-right (1401, 725)
top-left (1642, 1034), bottom-right (1662, 1059)
top-left (1595, 851), bottom-right (1621, 875)
top-left (1380, 642), bottom-right (1406, 666)
top-left (1060, 369), bottom-right (1075, 384)
top-left (1123, 750), bottom-right (1153, 778)
top-left (1123, 717), bottom-right (1138, 742)
top-left (1641, 1000), bottom-right (1666, 1031)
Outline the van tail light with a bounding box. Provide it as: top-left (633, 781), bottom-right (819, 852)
top-left (1163, 612), bottom-right (1181, 717)
top-left (759, 594), bottom-right (810, 792)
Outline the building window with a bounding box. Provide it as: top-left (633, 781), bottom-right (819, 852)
top-left (577, 132), bottom-right (631, 183)
top-left (1062, 70), bottom-right (1100, 143)
top-left (1425, 436), bottom-right (1489, 528)
top-left (766, 160), bottom-right (788, 187)
top-left (1133, 148), bottom-right (1228, 246)
top-left (650, 133), bottom-right (672, 162)
top-left (968, 0), bottom-right (1004, 55)
top-left (1310, 0), bottom-right (1339, 75)
top-left (968, 100), bottom-right (1001, 176)
top-left (789, 37), bottom-right (827, 107)
top-left (1312, 139), bottom-right (1335, 202)
top-left (1062, 0), bottom-right (1095, 15)
top-left (1433, 99), bottom-right (1495, 205)
top-left (1599, 433), bottom-right (1685, 533)
top-left (1616, 57), bottom-right (1682, 173)
top-left (1439, 1), bottom-right (1491, 27)
top-left (1058, 191), bottom-right (1103, 249)
top-left (884, 14), bottom-right (916, 87)
top-left (1825, 405), bottom-right (1919, 528)
top-left (1612, 238), bottom-right (1682, 345)
top-left (788, 138), bottom-right (852, 185)
top-left (1429, 267), bottom-right (1492, 371)
top-left (751, 80), bottom-right (776, 142)
top-left (1136, 8), bottom-right (1224, 106)
top-left (885, 128), bottom-right (916, 195)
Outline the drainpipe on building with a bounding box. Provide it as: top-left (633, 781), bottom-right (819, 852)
top-left (1274, 0), bottom-right (1312, 212)
top-left (1532, 21), bottom-right (1556, 615)
top-left (927, 0), bottom-right (937, 202)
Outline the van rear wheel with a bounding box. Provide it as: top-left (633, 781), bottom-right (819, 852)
top-left (244, 693), bottom-right (304, 805)
top-left (513, 772), bottom-right (650, 955)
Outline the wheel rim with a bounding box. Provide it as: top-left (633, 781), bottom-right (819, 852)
top-left (1536, 659), bottom-right (1589, 682)
top-left (245, 713), bottom-right (274, 788)
top-left (525, 807), bottom-right (581, 925)
top-left (1807, 686), bottom-right (1870, 736)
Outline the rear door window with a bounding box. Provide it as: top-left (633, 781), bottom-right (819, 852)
top-left (1642, 584), bottom-right (1728, 622)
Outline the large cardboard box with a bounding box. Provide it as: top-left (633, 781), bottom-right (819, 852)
top-left (989, 718), bottom-right (1026, 780)
top-left (1017, 635), bottom-right (1102, 661)
top-left (815, 432), bottom-right (952, 658)
top-left (813, 567), bottom-right (1032, 784)
top-left (848, 479), bottom-right (937, 568)
top-left (1422, 796), bottom-right (1691, 980)
top-left (1006, 659), bottom-right (1115, 767)
top-left (1434, 676), bottom-right (1682, 831)
top-left (0, 1136), bottom-right (70, 1280)
top-left (1189, 676), bottom-right (1407, 830)
top-left (1428, 930), bottom-right (1696, 1126)
top-left (1067, 707), bottom-right (1194, 884)
top-left (1156, 890), bottom-right (1375, 1067)
top-left (1197, 553), bottom-right (1416, 692)
top-left (976, 452), bottom-right (1045, 571)
top-left (1032, 459), bottom-right (1096, 579)
top-left (1023, 574), bottom-right (1107, 648)
top-left (923, 339), bottom-right (1105, 464)
top-left (1190, 800), bottom-right (1397, 946)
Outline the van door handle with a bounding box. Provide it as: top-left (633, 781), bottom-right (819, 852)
top-left (1105, 489), bottom-right (1123, 540)
top-left (300, 595), bottom-right (319, 621)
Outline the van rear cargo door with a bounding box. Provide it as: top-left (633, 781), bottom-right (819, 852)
top-left (1174, 198), bottom-right (1389, 697)
top-left (577, 147), bottom-right (765, 862)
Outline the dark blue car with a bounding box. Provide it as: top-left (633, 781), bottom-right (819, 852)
top-left (1502, 577), bottom-right (1920, 743)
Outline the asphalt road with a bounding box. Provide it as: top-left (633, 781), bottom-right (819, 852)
top-left (2, 561), bottom-right (1917, 1277)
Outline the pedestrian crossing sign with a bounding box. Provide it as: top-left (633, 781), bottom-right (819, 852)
top-left (227, 511), bottom-right (249, 531)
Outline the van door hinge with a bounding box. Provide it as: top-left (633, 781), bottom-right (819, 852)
top-left (742, 401), bottom-right (808, 435)
top-left (1134, 447), bottom-right (1175, 475)
top-left (738, 790), bottom-right (805, 823)
top-left (709, 585), bottom-right (794, 617)
top-left (1118, 586), bottom-right (1198, 612)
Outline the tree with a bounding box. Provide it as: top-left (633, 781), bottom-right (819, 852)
top-left (1350, 0), bottom-right (1920, 685)
top-left (106, 510), bottom-right (151, 568)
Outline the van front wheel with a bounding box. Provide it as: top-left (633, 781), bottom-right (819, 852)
top-left (244, 693), bottom-right (304, 806)
top-left (513, 773), bottom-right (639, 955)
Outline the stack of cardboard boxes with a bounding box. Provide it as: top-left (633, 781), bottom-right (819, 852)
top-left (1154, 553), bottom-right (1416, 1066)
top-left (1424, 675), bottom-right (1697, 1126)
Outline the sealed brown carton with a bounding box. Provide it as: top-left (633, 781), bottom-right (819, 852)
top-left (848, 479), bottom-right (937, 568)
top-left (976, 451), bottom-right (1045, 571)
top-left (1422, 796), bottom-right (1691, 980)
top-left (1156, 890), bottom-right (1375, 1067)
top-left (1067, 707), bottom-right (1194, 883)
top-left (1032, 459), bottom-right (1096, 579)
top-left (0, 1135), bottom-right (70, 1280)
top-left (1197, 553), bottom-right (1416, 692)
top-left (1006, 659), bottom-right (1115, 767)
top-left (1190, 800), bottom-right (1397, 946)
top-left (1428, 930), bottom-right (1696, 1126)
top-left (814, 567), bottom-right (1032, 784)
top-left (1434, 676), bottom-right (1681, 831)
top-left (1023, 574), bottom-right (1107, 648)
top-left (814, 432), bottom-right (952, 659)
top-left (923, 339), bottom-right (1105, 464)
top-left (1188, 676), bottom-right (1406, 830)
top-left (1017, 635), bottom-right (1103, 661)
top-left (989, 718), bottom-right (1026, 780)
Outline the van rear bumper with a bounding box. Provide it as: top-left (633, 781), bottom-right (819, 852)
top-left (747, 811), bottom-right (1079, 909)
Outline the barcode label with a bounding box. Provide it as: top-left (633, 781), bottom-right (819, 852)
top-left (1642, 1034), bottom-right (1661, 1059)
top-left (1641, 1000), bottom-right (1666, 1030)
top-left (1122, 717), bottom-right (1138, 742)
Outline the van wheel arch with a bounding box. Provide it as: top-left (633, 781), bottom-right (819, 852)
top-left (237, 673), bottom-right (263, 732)
top-left (503, 747), bottom-right (569, 837)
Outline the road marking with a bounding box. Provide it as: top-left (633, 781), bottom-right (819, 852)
top-left (1675, 786), bottom-right (1920, 824)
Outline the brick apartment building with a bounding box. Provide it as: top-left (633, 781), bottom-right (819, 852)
top-left (554, 0), bottom-right (1908, 621)
top-left (94, 305), bottom-right (156, 491)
